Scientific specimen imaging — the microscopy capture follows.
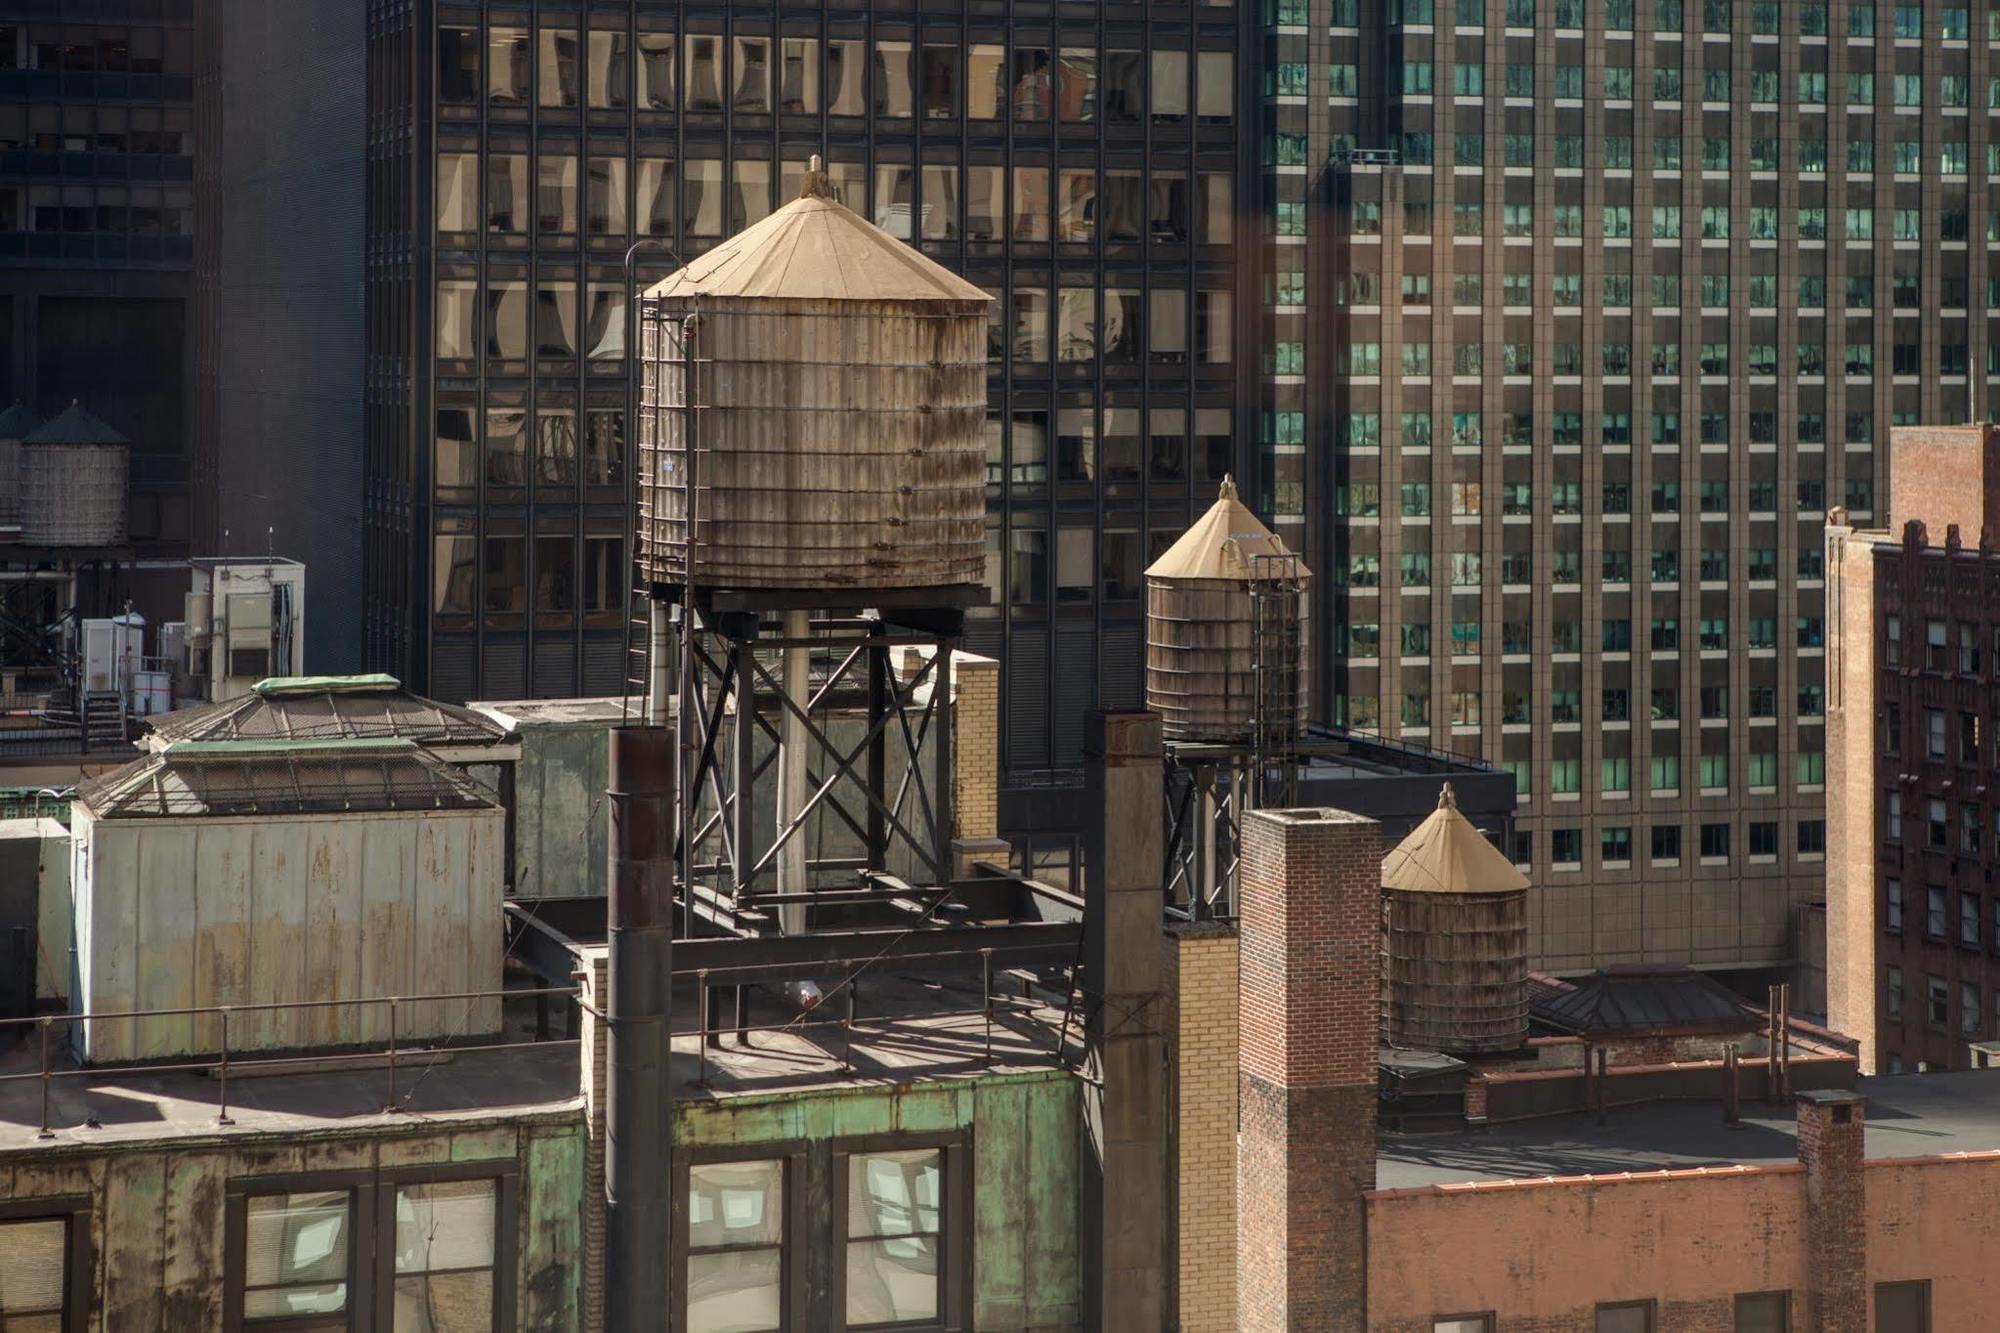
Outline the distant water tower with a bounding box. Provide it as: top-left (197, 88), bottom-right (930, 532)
top-left (1143, 477), bottom-right (1310, 749)
top-left (0, 401), bottom-right (43, 532)
top-left (1380, 784), bottom-right (1532, 1055)
top-left (19, 401), bottom-right (129, 548)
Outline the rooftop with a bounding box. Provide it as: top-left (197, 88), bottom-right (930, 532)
top-left (1375, 1069), bottom-right (2000, 1189)
top-left (0, 1039), bottom-right (580, 1155)
top-left (0, 963), bottom-right (1071, 1151)
top-left (664, 969), bottom-right (1072, 1101)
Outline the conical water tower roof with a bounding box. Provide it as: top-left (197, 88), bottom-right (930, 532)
top-left (644, 158), bottom-right (990, 305)
top-left (24, 400), bottom-right (128, 447)
top-left (1380, 784), bottom-right (1530, 895)
top-left (1145, 477), bottom-right (1309, 581)
top-left (0, 401), bottom-right (43, 441)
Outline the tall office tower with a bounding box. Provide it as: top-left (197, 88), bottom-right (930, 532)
top-left (1305, 0), bottom-right (1993, 979)
top-left (362, 3), bottom-right (1256, 843)
top-left (192, 1), bottom-right (366, 672)
top-left (0, 7), bottom-right (196, 614)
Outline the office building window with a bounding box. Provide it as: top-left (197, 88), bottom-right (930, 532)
top-left (1927, 976), bottom-right (1949, 1029)
top-left (1734, 1292), bottom-right (1789, 1333)
top-left (1434, 1319), bottom-right (1494, 1333)
top-left (688, 1160), bottom-right (787, 1332)
top-left (1876, 1280), bottom-right (1930, 1333)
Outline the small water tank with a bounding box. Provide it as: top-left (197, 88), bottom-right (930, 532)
top-left (0, 401), bottom-right (43, 531)
top-left (19, 401), bottom-right (129, 547)
top-left (1380, 785), bottom-right (1532, 1055)
top-left (637, 158), bottom-right (991, 592)
top-left (1144, 478), bottom-right (1310, 745)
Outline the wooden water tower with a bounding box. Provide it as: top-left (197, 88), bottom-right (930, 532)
top-left (635, 159), bottom-right (994, 929)
top-left (1380, 784), bottom-right (1532, 1055)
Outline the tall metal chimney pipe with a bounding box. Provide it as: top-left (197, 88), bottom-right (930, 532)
top-left (606, 725), bottom-right (674, 1327)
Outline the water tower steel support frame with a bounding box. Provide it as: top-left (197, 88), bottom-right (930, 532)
top-left (659, 594), bottom-right (962, 931)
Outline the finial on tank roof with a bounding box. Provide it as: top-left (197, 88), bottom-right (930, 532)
top-left (800, 154), bottom-right (831, 199)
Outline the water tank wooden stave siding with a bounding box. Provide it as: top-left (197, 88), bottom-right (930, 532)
top-left (1382, 890), bottom-right (1531, 1054)
top-left (19, 401), bottom-right (129, 548)
top-left (1379, 785), bottom-right (1533, 1056)
top-left (637, 165), bottom-right (991, 592)
top-left (1143, 479), bottom-right (1311, 745)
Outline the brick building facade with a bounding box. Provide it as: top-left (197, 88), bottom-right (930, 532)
top-left (1828, 423), bottom-right (2000, 1073)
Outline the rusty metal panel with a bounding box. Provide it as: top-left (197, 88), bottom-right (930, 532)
top-left (75, 806), bottom-right (505, 1062)
top-left (519, 1125), bottom-right (586, 1327)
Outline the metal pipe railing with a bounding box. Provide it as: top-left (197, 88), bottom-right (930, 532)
top-left (1, 985), bottom-right (582, 1139)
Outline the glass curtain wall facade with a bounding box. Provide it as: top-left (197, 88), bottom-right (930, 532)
top-left (1316, 0), bottom-right (1994, 974)
top-left (364, 0), bottom-right (1254, 780)
top-left (0, 4), bottom-right (196, 560)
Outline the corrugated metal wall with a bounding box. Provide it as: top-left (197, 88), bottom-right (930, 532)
top-left (73, 806), bottom-right (504, 1062)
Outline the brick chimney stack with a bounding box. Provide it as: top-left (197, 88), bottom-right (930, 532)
top-left (1236, 808), bottom-right (1382, 1332)
top-left (1796, 1090), bottom-right (1868, 1333)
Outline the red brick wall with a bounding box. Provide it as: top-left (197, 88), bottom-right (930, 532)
top-left (1887, 422), bottom-right (2000, 541)
top-left (1237, 808), bottom-right (1382, 1332)
top-left (1798, 1093), bottom-right (1867, 1333)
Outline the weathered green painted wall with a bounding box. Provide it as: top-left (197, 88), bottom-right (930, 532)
top-left (0, 1113), bottom-right (586, 1331)
top-left (676, 1069), bottom-right (1081, 1332)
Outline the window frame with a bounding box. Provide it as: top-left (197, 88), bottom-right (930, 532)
top-left (223, 1162), bottom-right (519, 1333)
top-left (1596, 1300), bottom-right (1657, 1333)
top-left (673, 1140), bottom-right (810, 1333)
top-left (831, 1131), bottom-right (972, 1333)
top-left (0, 1195), bottom-right (92, 1333)
top-left (1875, 1279), bottom-right (1931, 1333)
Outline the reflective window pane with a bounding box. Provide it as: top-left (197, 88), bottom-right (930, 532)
top-left (487, 154), bottom-right (528, 233)
top-left (828, 40), bottom-right (867, 115)
top-left (687, 1160), bottom-right (785, 1333)
top-left (488, 28), bottom-right (529, 105)
top-left (586, 158), bottom-right (626, 236)
top-left (845, 1150), bottom-right (943, 1327)
top-left (242, 1191), bottom-right (350, 1322)
top-left (874, 41), bottom-right (913, 116)
top-left (437, 153), bottom-right (478, 233)
top-left (637, 34), bottom-right (676, 109)
top-left (732, 37), bottom-right (770, 112)
top-left (687, 1251), bottom-right (780, 1333)
top-left (536, 154), bottom-right (577, 233)
top-left (0, 1218), bottom-right (68, 1319)
top-left (779, 38), bottom-right (819, 113)
top-left (538, 27), bottom-right (579, 108)
top-left (967, 44), bottom-right (1005, 118)
top-left (587, 31), bottom-right (629, 110)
